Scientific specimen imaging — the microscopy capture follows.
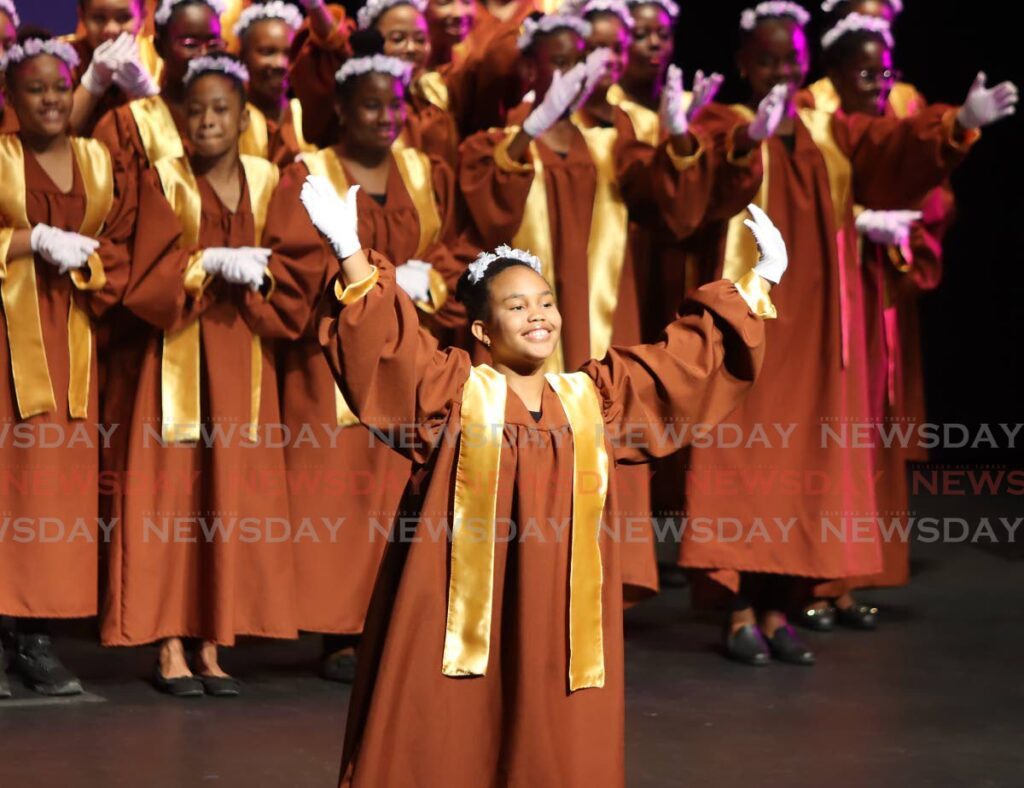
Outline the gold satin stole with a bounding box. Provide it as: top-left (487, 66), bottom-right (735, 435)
top-left (240, 99), bottom-right (318, 160)
top-left (128, 95), bottom-right (184, 165)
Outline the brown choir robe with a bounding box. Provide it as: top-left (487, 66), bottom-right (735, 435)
top-left (241, 98), bottom-right (319, 168)
top-left (275, 148), bottom-right (466, 636)
top-left (0, 136), bottom-right (133, 618)
top-left (458, 107), bottom-right (717, 600)
top-left (100, 159), bottom-right (321, 645)
top-left (319, 255), bottom-right (769, 788)
top-left (677, 102), bottom-right (976, 595)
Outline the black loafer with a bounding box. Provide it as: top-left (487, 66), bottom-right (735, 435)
top-left (152, 666), bottom-right (204, 698)
top-left (796, 604), bottom-right (836, 632)
top-left (12, 634), bottom-right (83, 696)
top-left (765, 625), bottom-right (816, 666)
top-left (837, 603), bottom-right (879, 630)
top-left (321, 651), bottom-right (358, 683)
top-left (197, 674), bottom-right (241, 697)
top-left (724, 624), bottom-right (770, 667)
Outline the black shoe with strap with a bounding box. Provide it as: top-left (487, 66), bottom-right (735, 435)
top-left (12, 633), bottom-right (83, 696)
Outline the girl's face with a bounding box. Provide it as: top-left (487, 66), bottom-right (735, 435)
top-left (0, 12), bottom-right (16, 60)
top-left (831, 38), bottom-right (894, 116)
top-left (624, 4), bottom-right (673, 85)
top-left (474, 266), bottom-right (562, 368)
top-left (376, 5), bottom-right (431, 74)
top-left (338, 73), bottom-right (407, 154)
top-left (241, 19), bottom-right (293, 106)
top-left (81, 0), bottom-right (145, 50)
top-left (426, 0), bottom-right (476, 51)
top-left (524, 30), bottom-right (585, 99)
top-left (586, 15), bottom-right (630, 90)
top-left (739, 19), bottom-right (809, 104)
top-left (157, 3), bottom-right (226, 86)
top-left (9, 55), bottom-right (75, 139)
top-left (186, 73), bottom-right (248, 159)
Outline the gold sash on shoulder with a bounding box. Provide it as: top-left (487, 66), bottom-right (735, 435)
top-left (442, 365), bottom-right (608, 691)
top-left (0, 136), bottom-right (113, 419)
top-left (129, 95), bottom-right (184, 165)
top-left (240, 98), bottom-right (318, 159)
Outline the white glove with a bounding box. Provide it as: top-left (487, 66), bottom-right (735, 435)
top-left (748, 83), bottom-right (788, 142)
top-left (80, 35), bottom-right (125, 96)
top-left (201, 247), bottom-right (272, 292)
top-left (855, 209), bottom-right (923, 246)
top-left (522, 62), bottom-right (587, 138)
top-left (300, 176), bottom-right (362, 260)
top-left (744, 204), bottom-right (788, 285)
top-left (957, 72), bottom-right (1018, 129)
top-left (687, 69), bottom-right (724, 122)
top-left (30, 224), bottom-right (100, 275)
top-left (112, 36), bottom-right (160, 99)
top-left (570, 47), bottom-right (612, 113)
top-left (395, 259), bottom-right (433, 302)
top-left (660, 65), bottom-right (689, 136)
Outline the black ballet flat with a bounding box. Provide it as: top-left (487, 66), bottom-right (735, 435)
top-left (152, 666), bottom-right (204, 698)
top-left (197, 674), bottom-right (241, 697)
top-left (765, 625), bottom-right (816, 666)
top-left (724, 624), bottom-right (771, 667)
top-left (795, 604), bottom-right (837, 632)
top-left (836, 603), bottom-right (879, 631)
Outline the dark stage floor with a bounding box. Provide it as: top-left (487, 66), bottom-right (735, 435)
top-left (2, 494), bottom-right (1022, 788)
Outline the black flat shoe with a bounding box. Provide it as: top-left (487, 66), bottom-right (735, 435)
top-left (0, 640), bottom-right (12, 699)
top-left (836, 603), bottom-right (879, 630)
top-left (724, 624), bottom-right (770, 667)
top-left (12, 634), bottom-right (83, 696)
top-left (197, 674), bottom-right (241, 697)
top-left (795, 604), bottom-right (836, 632)
top-left (152, 666), bottom-right (204, 698)
top-left (321, 650), bottom-right (358, 683)
top-left (765, 625), bottom-right (816, 666)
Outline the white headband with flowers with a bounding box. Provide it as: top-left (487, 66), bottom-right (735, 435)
top-left (0, 38), bottom-right (81, 73)
top-left (0, 0), bottom-right (19, 28)
top-left (467, 245), bottom-right (544, 285)
top-left (184, 54), bottom-right (250, 87)
top-left (517, 14), bottom-right (593, 51)
top-left (821, 12), bottom-right (894, 50)
top-left (570, 0), bottom-right (635, 30)
top-left (740, 1), bottom-right (811, 30)
top-left (234, 1), bottom-right (304, 39)
top-left (624, 0), bottom-right (679, 22)
top-left (335, 54), bottom-right (413, 87)
top-left (821, 0), bottom-right (902, 13)
top-left (154, 0), bottom-right (227, 27)
top-left (357, 0), bottom-right (427, 31)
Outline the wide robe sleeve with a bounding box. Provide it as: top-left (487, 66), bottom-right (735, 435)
top-left (692, 104), bottom-right (767, 223)
top-left (582, 277), bottom-right (768, 465)
top-left (316, 251), bottom-right (472, 465)
top-left (457, 129), bottom-right (534, 249)
top-left (289, 5), bottom-right (353, 148)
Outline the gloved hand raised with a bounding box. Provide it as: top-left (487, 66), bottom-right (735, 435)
top-left (80, 34), bottom-right (129, 96)
top-left (748, 83), bottom-right (788, 142)
top-left (300, 177), bottom-right (362, 261)
top-left (395, 259), bottom-right (433, 302)
top-left (855, 210), bottom-right (923, 247)
top-left (686, 69), bottom-right (724, 123)
top-left (957, 72), bottom-right (1018, 129)
top-left (112, 34), bottom-right (160, 99)
top-left (570, 48), bottom-right (613, 113)
top-left (522, 62), bottom-right (588, 138)
top-left (745, 204), bottom-right (788, 285)
top-left (30, 224), bottom-right (100, 275)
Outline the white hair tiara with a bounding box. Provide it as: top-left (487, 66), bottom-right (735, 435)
top-left (0, 0), bottom-right (19, 28)
top-left (154, 0), bottom-right (227, 27)
top-left (0, 38), bottom-right (81, 73)
top-left (468, 245), bottom-right (544, 284)
top-left (821, 12), bottom-right (894, 50)
top-left (234, 1), bottom-right (304, 39)
top-left (517, 14), bottom-right (593, 51)
top-left (624, 0), bottom-right (679, 22)
top-left (740, 1), bottom-right (810, 30)
top-left (569, 0), bottom-right (635, 29)
top-left (821, 0), bottom-right (902, 13)
top-left (357, 0), bottom-right (427, 31)
top-left (184, 54), bottom-right (250, 87)
top-left (335, 54), bottom-right (413, 86)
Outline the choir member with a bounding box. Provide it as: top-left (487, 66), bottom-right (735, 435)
top-left (0, 0), bottom-right (18, 132)
top-left (618, 0), bottom-right (676, 111)
top-left (677, 1), bottom-right (1017, 666)
top-left (102, 54), bottom-right (321, 696)
top-left (0, 31), bottom-right (133, 697)
top-left (274, 46), bottom-right (465, 682)
top-left (425, 0), bottom-right (476, 68)
top-left (298, 169), bottom-right (785, 786)
top-left (234, 0), bottom-right (317, 165)
top-left (68, 0), bottom-right (162, 135)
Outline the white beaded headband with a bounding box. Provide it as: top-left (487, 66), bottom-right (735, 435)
top-left (624, 0), bottom-right (679, 22)
top-left (335, 54), bottom-right (413, 87)
top-left (234, 1), bottom-right (304, 39)
top-left (357, 0), bottom-right (427, 31)
top-left (468, 245), bottom-right (543, 284)
top-left (821, 0), bottom-right (901, 13)
top-left (184, 54), bottom-right (250, 87)
top-left (740, 1), bottom-right (810, 30)
top-left (154, 0), bottom-right (227, 27)
top-left (0, 0), bottom-right (19, 28)
top-left (573, 0), bottom-right (635, 30)
top-left (0, 38), bottom-right (81, 73)
top-left (822, 12), bottom-right (893, 50)
top-left (517, 15), bottom-right (592, 51)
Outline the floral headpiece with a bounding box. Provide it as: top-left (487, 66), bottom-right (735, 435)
top-left (184, 54), bottom-right (250, 87)
top-left (357, 0), bottom-right (427, 31)
top-left (1, 38), bottom-right (81, 73)
top-left (821, 12), bottom-right (894, 50)
top-left (624, 0), bottom-right (679, 22)
top-left (234, 1), bottom-right (304, 39)
top-left (517, 14), bottom-right (592, 51)
top-left (154, 0), bottom-right (227, 27)
top-left (335, 54), bottom-right (413, 87)
top-left (468, 245), bottom-right (544, 284)
top-left (740, 1), bottom-right (810, 30)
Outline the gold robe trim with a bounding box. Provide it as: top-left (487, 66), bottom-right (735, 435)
top-left (443, 366), bottom-right (609, 691)
top-left (0, 136), bottom-right (113, 419)
top-left (412, 70), bottom-right (451, 113)
top-left (240, 99), bottom-right (318, 159)
top-left (129, 95), bottom-right (184, 165)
